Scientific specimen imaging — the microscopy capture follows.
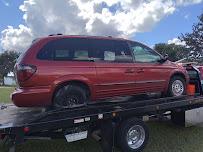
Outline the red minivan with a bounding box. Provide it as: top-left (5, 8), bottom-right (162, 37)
top-left (12, 35), bottom-right (189, 107)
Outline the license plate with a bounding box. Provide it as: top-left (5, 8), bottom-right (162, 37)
top-left (65, 131), bottom-right (88, 142)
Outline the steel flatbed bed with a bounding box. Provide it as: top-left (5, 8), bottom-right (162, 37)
top-left (1, 95), bottom-right (203, 152)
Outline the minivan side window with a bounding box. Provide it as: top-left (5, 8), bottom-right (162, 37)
top-left (37, 38), bottom-right (133, 62)
top-left (37, 44), bottom-right (54, 60)
top-left (37, 38), bottom-right (92, 61)
top-left (130, 42), bottom-right (161, 63)
top-left (55, 49), bottom-right (71, 60)
top-left (92, 40), bottom-right (133, 63)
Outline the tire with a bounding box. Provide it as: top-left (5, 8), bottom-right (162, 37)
top-left (167, 76), bottom-right (186, 97)
top-left (53, 85), bottom-right (87, 108)
top-left (117, 118), bottom-right (149, 152)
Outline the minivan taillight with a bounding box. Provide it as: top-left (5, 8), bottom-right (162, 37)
top-left (16, 64), bottom-right (37, 82)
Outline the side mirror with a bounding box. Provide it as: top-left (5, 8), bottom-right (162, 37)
top-left (164, 54), bottom-right (169, 60)
top-left (157, 54), bottom-right (168, 63)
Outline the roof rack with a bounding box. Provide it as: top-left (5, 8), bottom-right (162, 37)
top-left (48, 34), bottom-right (115, 38)
top-left (49, 33), bottom-right (63, 36)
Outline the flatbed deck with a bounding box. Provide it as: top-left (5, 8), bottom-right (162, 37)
top-left (0, 104), bottom-right (44, 128)
top-left (0, 95), bottom-right (203, 152)
top-left (1, 95), bottom-right (203, 132)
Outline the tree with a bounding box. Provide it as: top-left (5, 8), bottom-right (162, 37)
top-left (179, 13), bottom-right (203, 59)
top-left (0, 51), bottom-right (19, 85)
top-left (154, 43), bottom-right (189, 62)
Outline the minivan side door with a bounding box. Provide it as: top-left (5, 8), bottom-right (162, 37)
top-left (93, 39), bottom-right (136, 99)
top-left (129, 41), bottom-right (170, 94)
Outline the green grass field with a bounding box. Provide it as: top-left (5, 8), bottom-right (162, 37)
top-left (0, 87), bottom-right (203, 152)
top-left (0, 87), bottom-right (15, 103)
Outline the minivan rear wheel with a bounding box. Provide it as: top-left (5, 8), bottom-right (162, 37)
top-left (168, 76), bottom-right (186, 97)
top-left (53, 85), bottom-right (87, 108)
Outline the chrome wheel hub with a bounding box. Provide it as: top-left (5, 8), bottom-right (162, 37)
top-left (126, 125), bottom-right (145, 149)
top-left (172, 80), bottom-right (184, 96)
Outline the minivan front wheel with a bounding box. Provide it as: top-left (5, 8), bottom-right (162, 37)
top-left (168, 76), bottom-right (186, 97)
top-left (53, 85), bottom-right (87, 108)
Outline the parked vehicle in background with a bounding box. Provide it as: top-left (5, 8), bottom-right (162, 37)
top-left (11, 35), bottom-right (189, 107)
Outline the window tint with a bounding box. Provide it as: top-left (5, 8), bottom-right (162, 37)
top-left (55, 49), bottom-right (71, 60)
top-left (37, 38), bottom-right (132, 63)
top-left (130, 42), bottom-right (161, 63)
top-left (92, 40), bottom-right (133, 63)
top-left (74, 50), bottom-right (89, 60)
top-left (113, 41), bottom-right (133, 63)
top-left (37, 38), bottom-right (92, 61)
top-left (90, 39), bottom-right (113, 62)
top-left (37, 44), bottom-right (54, 60)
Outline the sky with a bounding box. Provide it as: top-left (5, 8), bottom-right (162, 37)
top-left (0, 0), bottom-right (202, 53)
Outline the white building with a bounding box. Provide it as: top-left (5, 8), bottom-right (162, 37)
top-left (4, 72), bottom-right (16, 86)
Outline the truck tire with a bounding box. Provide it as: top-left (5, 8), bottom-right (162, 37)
top-left (53, 85), bottom-right (87, 108)
top-left (117, 118), bottom-right (149, 152)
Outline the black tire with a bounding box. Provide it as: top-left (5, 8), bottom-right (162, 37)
top-left (53, 85), bottom-right (87, 108)
top-left (167, 76), bottom-right (186, 97)
top-left (117, 118), bottom-right (149, 152)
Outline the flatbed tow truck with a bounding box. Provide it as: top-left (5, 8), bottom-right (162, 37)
top-left (1, 65), bottom-right (203, 152)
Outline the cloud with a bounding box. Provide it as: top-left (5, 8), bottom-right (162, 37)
top-left (1, 0), bottom-right (203, 52)
top-left (176, 0), bottom-right (203, 6)
top-left (168, 38), bottom-right (186, 46)
top-left (1, 25), bottom-right (33, 51)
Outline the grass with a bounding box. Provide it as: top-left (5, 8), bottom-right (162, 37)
top-left (0, 87), bottom-right (203, 152)
top-left (0, 86), bottom-right (15, 103)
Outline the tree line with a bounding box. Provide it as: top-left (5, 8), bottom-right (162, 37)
top-left (0, 51), bottom-right (19, 85)
top-left (0, 13), bottom-right (202, 85)
top-left (155, 13), bottom-right (203, 62)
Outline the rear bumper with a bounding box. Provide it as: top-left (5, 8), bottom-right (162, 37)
top-left (11, 87), bottom-right (52, 107)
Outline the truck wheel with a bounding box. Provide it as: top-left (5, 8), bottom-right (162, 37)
top-left (168, 76), bottom-right (186, 97)
top-left (118, 118), bottom-right (149, 152)
top-left (53, 85), bottom-right (87, 108)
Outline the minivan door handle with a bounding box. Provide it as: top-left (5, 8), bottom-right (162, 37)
top-left (137, 68), bottom-right (144, 73)
top-left (125, 68), bottom-right (135, 74)
top-left (89, 57), bottom-right (95, 62)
